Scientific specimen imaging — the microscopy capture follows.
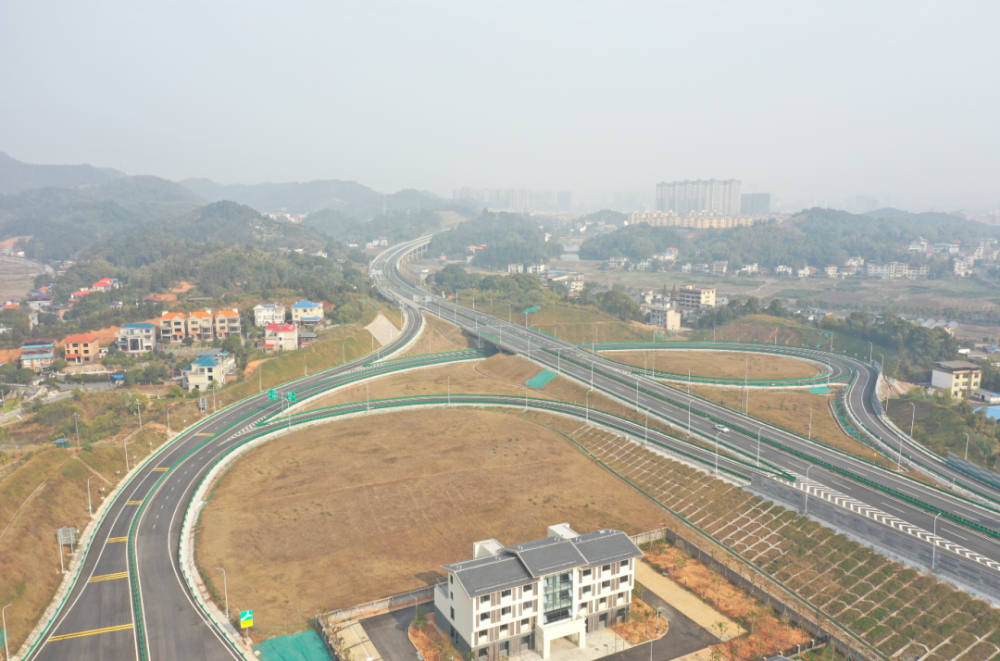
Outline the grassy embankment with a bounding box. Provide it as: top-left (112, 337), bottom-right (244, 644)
top-left (601, 349), bottom-right (820, 381)
top-left (690, 314), bottom-right (899, 376)
top-left (453, 292), bottom-right (660, 343)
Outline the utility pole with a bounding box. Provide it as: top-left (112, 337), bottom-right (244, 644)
top-left (73, 412), bottom-right (80, 446)
top-left (87, 475), bottom-right (95, 516)
top-left (217, 567), bottom-right (229, 619)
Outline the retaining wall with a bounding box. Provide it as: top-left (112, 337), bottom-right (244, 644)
top-left (750, 474), bottom-right (1000, 602)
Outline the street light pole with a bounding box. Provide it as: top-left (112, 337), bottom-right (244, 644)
top-left (869, 341), bottom-right (873, 364)
top-left (757, 427), bottom-right (763, 467)
top-left (586, 390), bottom-right (590, 423)
top-left (931, 513), bottom-right (942, 570)
top-left (2, 602), bottom-right (11, 661)
top-left (808, 407), bottom-right (812, 440)
top-left (87, 476), bottom-right (95, 516)
top-left (687, 400), bottom-right (691, 435)
top-left (804, 464), bottom-right (813, 514)
top-left (73, 412), bottom-right (80, 446)
top-left (714, 432), bottom-right (721, 474)
top-left (910, 402), bottom-right (916, 437)
top-left (217, 567), bottom-right (229, 619)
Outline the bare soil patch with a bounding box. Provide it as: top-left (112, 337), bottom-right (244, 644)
top-left (602, 350), bottom-right (819, 381)
top-left (196, 409), bottom-right (667, 633)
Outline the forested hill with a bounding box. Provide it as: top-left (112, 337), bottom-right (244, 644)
top-left (179, 178), bottom-right (467, 218)
top-left (428, 212), bottom-right (561, 270)
top-left (304, 208), bottom-right (446, 245)
top-left (159, 201), bottom-right (328, 251)
top-left (0, 176), bottom-right (206, 260)
top-left (0, 151), bottom-right (123, 194)
top-left (579, 207), bottom-right (1000, 269)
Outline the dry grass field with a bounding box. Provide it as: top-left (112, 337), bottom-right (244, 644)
top-left (401, 313), bottom-right (473, 357)
top-left (196, 409), bottom-right (667, 633)
top-left (601, 350), bottom-right (820, 380)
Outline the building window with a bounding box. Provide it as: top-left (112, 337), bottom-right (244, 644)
top-left (500, 625), bottom-right (508, 634)
top-left (521, 619), bottom-right (529, 627)
top-left (523, 584), bottom-right (533, 593)
top-left (450, 575), bottom-right (454, 584)
top-left (602, 581), bottom-right (611, 589)
top-left (521, 636), bottom-right (531, 648)
top-left (481, 613), bottom-right (490, 622)
top-left (501, 589), bottom-right (511, 599)
top-left (542, 572), bottom-right (572, 624)
top-left (523, 601), bottom-right (533, 611)
top-left (583, 586), bottom-right (591, 594)
top-left (620, 560), bottom-right (629, 568)
top-left (481, 596), bottom-right (490, 604)
top-left (602, 564), bottom-right (611, 572)
top-left (451, 607), bottom-right (455, 620)
top-left (501, 607), bottom-right (511, 616)
top-left (582, 569), bottom-right (591, 577)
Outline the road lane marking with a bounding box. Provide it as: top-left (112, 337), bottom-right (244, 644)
top-left (126, 500), bottom-right (143, 505)
top-left (107, 536), bottom-right (127, 543)
top-left (89, 571), bottom-right (129, 583)
top-left (195, 433), bottom-right (213, 436)
top-left (152, 467), bottom-right (169, 471)
top-left (49, 623), bottom-right (133, 641)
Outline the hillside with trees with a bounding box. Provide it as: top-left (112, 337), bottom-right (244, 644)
top-left (179, 178), bottom-right (470, 218)
top-left (0, 151), bottom-right (123, 195)
top-left (428, 212), bottom-right (560, 270)
top-left (304, 208), bottom-right (446, 245)
top-left (579, 207), bottom-right (1000, 271)
top-left (0, 177), bottom-right (206, 260)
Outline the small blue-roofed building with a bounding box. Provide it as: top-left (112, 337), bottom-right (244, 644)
top-left (115, 322), bottom-right (157, 353)
top-left (434, 523), bottom-right (642, 660)
top-left (181, 349), bottom-right (236, 391)
top-left (291, 300), bottom-right (323, 327)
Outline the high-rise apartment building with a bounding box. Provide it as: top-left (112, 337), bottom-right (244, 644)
top-left (656, 180), bottom-right (741, 216)
top-left (740, 193), bottom-right (771, 215)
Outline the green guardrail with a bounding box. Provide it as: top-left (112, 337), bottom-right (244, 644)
top-left (532, 341), bottom-right (1000, 538)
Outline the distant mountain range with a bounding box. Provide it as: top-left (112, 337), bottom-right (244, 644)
top-left (0, 151), bottom-right (124, 195)
top-left (179, 178), bottom-right (462, 219)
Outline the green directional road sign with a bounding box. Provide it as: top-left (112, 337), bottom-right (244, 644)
top-left (240, 609), bottom-right (253, 628)
top-left (268, 389), bottom-right (278, 400)
top-left (286, 392), bottom-right (297, 403)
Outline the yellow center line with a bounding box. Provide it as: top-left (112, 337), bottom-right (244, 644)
top-left (195, 433), bottom-right (213, 436)
top-left (107, 536), bottom-right (127, 543)
top-left (49, 623), bottom-right (133, 641)
top-left (152, 467), bottom-right (169, 471)
top-left (126, 501), bottom-right (143, 505)
top-left (88, 571), bottom-right (128, 583)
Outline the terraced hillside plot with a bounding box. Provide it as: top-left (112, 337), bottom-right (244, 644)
top-left (570, 427), bottom-right (1000, 661)
top-left (196, 409), bottom-right (667, 633)
top-left (601, 350), bottom-right (821, 380)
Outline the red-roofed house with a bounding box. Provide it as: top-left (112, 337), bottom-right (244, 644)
top-left (91, 278), bottom-right (121, 292)
top-left (63, 333), bottom-right (100, 363)
top-left (263, 323), bottom-right (298, 352)
top-left (214, 309), bottom-right (242, 339)
top-left (69, 289), bottom-right (94, 302)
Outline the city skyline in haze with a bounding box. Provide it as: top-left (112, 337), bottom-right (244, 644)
top-left (1, 1), bottom-right (998, 213)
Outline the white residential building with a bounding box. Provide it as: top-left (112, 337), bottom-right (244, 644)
top-left (507, 263), bottom-right (524, 274)
top-left (775, 265), bottom-right (792, 276)
top-left (181, 349), bottom-right (236, 391)
top-left (954, 260), bottom-right (969, 277)
top-left (824, 265), bottom-right (838, 278)
top-left (291, 300), bottom-right (323, 326)
top-left (796, 267), bottom-right (812, 277)
top-left (263, 323), bottom-right (299, 351)
top-left (648, 305), bottom-right (681, 330)
top-left (254, 302), bottom-right (286, 327)
top-left (434, 524), bottom-right (642, 661)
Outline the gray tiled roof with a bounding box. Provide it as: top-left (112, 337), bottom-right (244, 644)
top-left (444, 528), bottom-right (642, 599)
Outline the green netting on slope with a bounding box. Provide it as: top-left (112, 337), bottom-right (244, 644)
top-left (254, 630), bottom-right (333, 661)
top-left (809, 386), bottom-right (832, 395)
top-left (525, 369), bottom-right (558, 389)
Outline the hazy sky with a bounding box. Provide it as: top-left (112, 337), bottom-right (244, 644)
top-left (2, 1), bottom-right (998, 210)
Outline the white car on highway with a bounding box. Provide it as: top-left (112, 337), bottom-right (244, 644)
top-left (714, 424), bottom-right (730, 433)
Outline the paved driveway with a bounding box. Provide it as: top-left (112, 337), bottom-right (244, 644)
top-left (364, 606), bottom-right (427, 661)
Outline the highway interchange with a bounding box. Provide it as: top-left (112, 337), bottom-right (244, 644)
top-left (16, 236), bottom-right (1000, 661)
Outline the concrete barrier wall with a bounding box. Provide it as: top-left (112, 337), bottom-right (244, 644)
top-left (750, 475), bottom-right (1000, 602)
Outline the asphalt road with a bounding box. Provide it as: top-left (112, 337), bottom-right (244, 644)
top-left (24, 240), bottom-right (426, 661)
top-left (20, 237), bottom-right (1000, 661)
top-left (375, 237), bottom-right (1000, 573)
